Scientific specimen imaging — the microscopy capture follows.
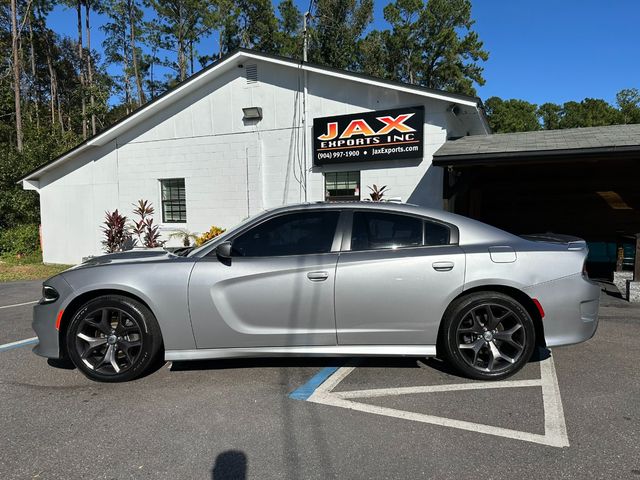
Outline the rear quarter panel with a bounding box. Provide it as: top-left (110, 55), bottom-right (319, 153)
top-left (462, 239), bottom-right (587, 290)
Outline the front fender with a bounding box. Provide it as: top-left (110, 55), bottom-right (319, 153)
top-left (60, 261), bottom-right (197, 351)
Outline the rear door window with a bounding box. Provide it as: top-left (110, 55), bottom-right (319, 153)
top-left (351, 211), bottom-right (423, 251)
top-left (424, 221), bottom-right (450, 246)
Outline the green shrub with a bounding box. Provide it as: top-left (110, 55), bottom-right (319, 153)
top-left (0, 224), bottom-right (40, 256)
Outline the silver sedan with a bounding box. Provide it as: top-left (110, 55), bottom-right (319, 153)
top-left (33, 202), bottom-right (600, 382)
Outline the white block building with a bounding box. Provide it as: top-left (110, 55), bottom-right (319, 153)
top-left (20, 49), bottom-right (489, 265)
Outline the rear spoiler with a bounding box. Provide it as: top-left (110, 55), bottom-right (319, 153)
top-left (520, 233), bottom-right (588, 251)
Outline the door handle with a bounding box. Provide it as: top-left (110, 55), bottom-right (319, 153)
top-left (432, 261), bottom-right (454, 272)
top-left (307, 271), bottom-right (329, 281)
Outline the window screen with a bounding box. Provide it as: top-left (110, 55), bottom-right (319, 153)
top-left (351, 211), bottom-right (423, 251)
top-left (160, 178), bottom-right (186, 223)
top-left (232, 211), bottom-right (340, 257)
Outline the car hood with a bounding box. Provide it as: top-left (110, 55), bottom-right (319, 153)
top-left (72, 249), bottom-right (177, 269)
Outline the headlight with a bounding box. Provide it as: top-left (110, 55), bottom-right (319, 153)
top-left (40, 285), bottom-right (59, 304)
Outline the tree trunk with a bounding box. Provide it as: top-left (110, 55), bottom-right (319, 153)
top-left (77, 0), bottom-right (87, 139)
top-left (122, 30), bottom-right (133, 114)
top-left (28, 16), bottom-right (40, 130)
top-left (85, 0), bottom-right (96, 135)
top-left (10, 0), bottom-right (23, 152)
top-left (129, 0), bottom-right (146, 105)
top-left (43, 26), bottom-right (59, 131)
top-left (178, 3), bottom-right (186, 81)
top-left (57, 87), bottom-right (65, 132)
top-left (189, 39), bottom-right (194, 76)
top-left (178, 34), bottom-right (186, 81)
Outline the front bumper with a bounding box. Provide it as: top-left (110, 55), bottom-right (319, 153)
top-left (524, 273), bottom-right (600, 347)
top-left (32, 275), bottom-right (73, 359)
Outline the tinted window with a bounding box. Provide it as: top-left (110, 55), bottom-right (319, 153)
top-left (232, 211), bottom-right (340, 257)
top-left (425, 221), bottom-right (450, 246)
top-left (351, 212), bottom-right (423, 251)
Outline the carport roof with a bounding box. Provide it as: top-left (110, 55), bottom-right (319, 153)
top-left (434, 123), bottom-right (640, 166)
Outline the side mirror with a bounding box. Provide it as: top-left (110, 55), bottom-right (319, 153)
top-left (216, 241), bottom-right (232, 259)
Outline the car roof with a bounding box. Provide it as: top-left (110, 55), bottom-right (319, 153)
top-left (263, 202), bottom-right (519, 245)
top-left (265, 201), bottom-right (456, 221)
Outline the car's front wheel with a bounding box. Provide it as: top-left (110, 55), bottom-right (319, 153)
top-left (66, 295), bottom-right (163, 382)
top-left (441, 292), bottom-right (536, 381)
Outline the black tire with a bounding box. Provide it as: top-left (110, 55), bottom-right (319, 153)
top-left (441, 292), bottom-right (536, 381)
top-left (65, 295), bottom-right (163, 382)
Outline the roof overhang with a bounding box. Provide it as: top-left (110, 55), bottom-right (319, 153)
top-left (433, 145), bottom-right (640, 167)
top-left (19, 48), bottom-right (485, 185)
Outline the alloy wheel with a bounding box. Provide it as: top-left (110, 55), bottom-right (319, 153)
top-left (456, 302), bottom-right (527, 374)
top-left (74, 307), bottom-right (143, 375)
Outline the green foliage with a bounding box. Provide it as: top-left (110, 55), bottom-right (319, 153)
top-left (558, 99), bottom-right (621, 129)
top-left (486, 90), bottom-right (640, 133)
top-left (538, 103), bottom-right (562, 130)
top-left (484, 97), bottom-right (540, 133)
top-left (0, 224), bottom-right (40, 256)
top-left (616, 88), bottom-right (640, 124)
top-left (0, 127), bottom-right (81, 229)
top-left (275, 0), bottom-right (302, 58)
top-left (308, 0), bottom-right (374, 70)
top-left (362, 0), bottom-right (488, 95)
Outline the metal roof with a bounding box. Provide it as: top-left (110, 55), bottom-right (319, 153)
top-left (433, 123), bottom-right (640, 166)
top-left (19, 48), bottom-right (486, 185)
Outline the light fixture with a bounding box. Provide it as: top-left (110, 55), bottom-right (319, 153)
top-left (242, 107), bottom-right (263, 120)
top-left (596, 191), bottom-right (633, 210)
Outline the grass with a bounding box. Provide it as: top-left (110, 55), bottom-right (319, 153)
top-left (0, 251), bottom-right (72, 283)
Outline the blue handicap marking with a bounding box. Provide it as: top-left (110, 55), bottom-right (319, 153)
top-left (289, 366), bottom-right (340, 400)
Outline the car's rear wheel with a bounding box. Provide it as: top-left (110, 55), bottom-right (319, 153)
top-left (441, 292), bottom-right (536, 381)
top-left (66, 295), bottom-right (163, 382)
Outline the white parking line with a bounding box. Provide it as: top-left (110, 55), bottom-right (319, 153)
top-left (307, 354), bottom-right (570, 448)
top-left (0, 337), bottom-right (38, 353)
top-left (0, 300), bottom-right (38, 310)
top-left (333, 378), bottom-right (543, 399)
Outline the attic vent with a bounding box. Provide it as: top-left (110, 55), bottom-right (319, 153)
top-left (245, 64), bottom-right (258, 84)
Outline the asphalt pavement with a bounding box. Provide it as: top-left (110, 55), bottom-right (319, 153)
top-left (0, 280), bottom-right (639, 479)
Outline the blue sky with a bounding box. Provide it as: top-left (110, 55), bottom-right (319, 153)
top-left (46, 0), bottom-right (640, 106)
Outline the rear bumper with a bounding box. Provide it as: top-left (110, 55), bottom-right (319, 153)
top-left (32, 275), bottom-right (73, 359)
top-left (524, 273), bottom-right (600, 347)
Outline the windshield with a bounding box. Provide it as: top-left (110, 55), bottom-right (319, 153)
top-left (187, 209), bottom-right (272, 257)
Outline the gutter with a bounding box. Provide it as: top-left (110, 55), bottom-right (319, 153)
top-left (433, 144), bottom-right (640, 167)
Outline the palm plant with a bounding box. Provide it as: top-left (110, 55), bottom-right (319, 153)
top-left (169, 229), bottom-right (199, 247)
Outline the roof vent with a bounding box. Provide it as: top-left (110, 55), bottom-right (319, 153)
top-left (245, 64), bottom-right (258, 84)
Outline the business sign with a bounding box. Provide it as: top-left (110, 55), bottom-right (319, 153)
top-left (313, 106), bottom-right (424, 165)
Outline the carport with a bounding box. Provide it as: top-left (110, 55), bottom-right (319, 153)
top-left (434, 124), bottom-right (640, 279)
